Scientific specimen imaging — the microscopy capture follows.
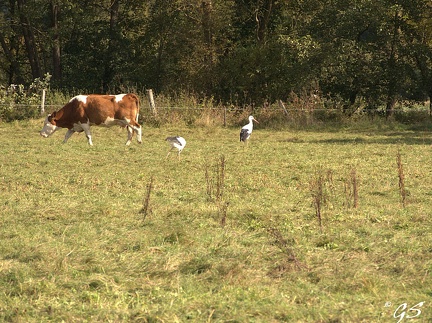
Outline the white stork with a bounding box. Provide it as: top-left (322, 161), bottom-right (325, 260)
top-left (165, 136), bottom-right (186, 159)
top-left (240, 116), bottom-right (258, 143)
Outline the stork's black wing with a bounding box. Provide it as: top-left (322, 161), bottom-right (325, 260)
top-left (166, 136), bottom-right (182, 145)
top-left (240, 129), bottom-right (249, 142)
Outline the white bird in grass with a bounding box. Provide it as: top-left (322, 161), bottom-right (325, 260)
top-left (240, 116), bottom-right (258, 143)
top-left (165, 136), bottom-right (186, 159)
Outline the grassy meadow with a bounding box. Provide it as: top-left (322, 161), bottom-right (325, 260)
top-left (0, 116), bottom-right (431, 322)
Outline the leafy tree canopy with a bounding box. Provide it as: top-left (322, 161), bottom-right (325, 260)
top-left (0, 0), bottom-right (431, 111)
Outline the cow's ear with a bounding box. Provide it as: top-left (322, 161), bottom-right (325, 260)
top-left (51, 111), bottom-right (57, 120)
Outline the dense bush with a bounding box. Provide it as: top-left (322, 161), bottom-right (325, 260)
top-left (0, 72), bottom-right (430, 130)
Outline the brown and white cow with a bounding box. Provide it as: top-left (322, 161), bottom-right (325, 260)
top-left (40, 93), bottom-right (142, 146)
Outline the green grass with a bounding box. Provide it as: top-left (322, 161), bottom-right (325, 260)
top-left (0, 118), bottom-right (431, 322)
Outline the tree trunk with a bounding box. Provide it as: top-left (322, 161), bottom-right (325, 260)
top-left (413, 51), bottom-right (432, 116)
top-left (429, 90), bottom-right (432, 117)
top-left (17, 0), bottom-right (42, 79)
top-left (255, 0), bottom-right (274, 45)
top-left (102, 0), bottom-right (119, 93)
top-left (50, 0), bottom-right (61, 83)
top-left (1, 1), bottom-right (24, 84)
top-left (385, 9), bottom-right (400, 119)
top-left (0, 32), bottom-right (24, 84)
top-left (202, 1), bottom-right (214, 65)
top-left (386, 96), bottom-right (397, 119)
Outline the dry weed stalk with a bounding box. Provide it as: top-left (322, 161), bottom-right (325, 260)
top-left (204, 155), bottom-right (229, 226)
top-left (396, 150), bottom-right (406, 207)
top-left (216, 156), bottom-right (228, 226)
top-left (309, 169), bottom-right (335, 229)
top-left (351, 168), bottom-right (359, 208)
top-left (216, 155), bottom-right (226, 201)
top-left (310, 172), bottom-right (325, 230)
top-left (345, 168), bottom-right (359, 208)
top-left (205, 165), bottom-right (213, 200)
top-left (219, 201), bottom-right (229, 227)
top-left (204, 155), bottom-right (225, 201)
top-left (140, 176), bottom-right (154, 219)
top-left (267, 228), bottom-right (308, 271)
top-left (326, 169), bottom-right (335, 201)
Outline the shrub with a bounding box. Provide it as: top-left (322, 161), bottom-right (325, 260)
top-left (0, 73), bottom-right (51, 122)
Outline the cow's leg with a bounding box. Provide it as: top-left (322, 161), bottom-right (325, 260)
top-left (125, 126), bottom-right (133, 146)
top-left (128, 120), bottom-right (142, 144)
top-left (80, 123), bottom-right (93, 146)
top-left (136, 125), bottom-right (142, 144)
top-left (126, 126), bottom-right (133, 146)
top-left (63, 129), bottom-right (75, 143)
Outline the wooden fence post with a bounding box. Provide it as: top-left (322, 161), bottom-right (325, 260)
top-left (278, 99), bottom-right (289, 118)
top-left (41, 89), bottom-right (46, 114)
top-left (146, 89), bottom-right (157, 115)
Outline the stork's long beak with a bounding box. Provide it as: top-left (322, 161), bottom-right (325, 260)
top-left (253, 118), bottom-right (259, 123)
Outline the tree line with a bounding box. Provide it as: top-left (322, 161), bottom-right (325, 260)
top-left (1, 0), bottom-right (431, 116)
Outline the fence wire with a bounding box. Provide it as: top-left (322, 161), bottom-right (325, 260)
top-left (0, 103), bottom-right (429, 115)
top-left (0, 103), bottom-right (399, 112)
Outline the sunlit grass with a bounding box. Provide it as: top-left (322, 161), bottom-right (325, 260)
top-left (0, 118), bottom-right (431, 322)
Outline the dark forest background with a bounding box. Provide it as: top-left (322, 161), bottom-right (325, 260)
top-left (1, 0), bottom-right (431, 116)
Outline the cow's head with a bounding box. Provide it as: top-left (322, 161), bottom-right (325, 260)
top-left (40, 112), bottom-right (58, 137)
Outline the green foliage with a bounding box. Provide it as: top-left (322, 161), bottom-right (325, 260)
top-left (0, 73), bottom-right (51, 121)
top-left (0, 0), bottom-right (431, 110)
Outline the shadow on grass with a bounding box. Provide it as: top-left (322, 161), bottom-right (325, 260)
top-left (282, 132), bottom-right (432, 145)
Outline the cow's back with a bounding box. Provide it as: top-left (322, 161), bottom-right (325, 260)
top-left (77, 94), bottom-right (139, 125)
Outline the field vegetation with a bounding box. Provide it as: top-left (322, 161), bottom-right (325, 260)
top-left (0, 108), bottom-right (431, 322)
top-left (2, 0), bottom-right (432, 320)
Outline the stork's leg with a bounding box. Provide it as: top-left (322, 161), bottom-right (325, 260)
top-left (166, 147), bottom-right (174, 159)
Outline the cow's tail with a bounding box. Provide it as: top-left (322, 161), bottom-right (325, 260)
top-left (132, 93), bottom-right (142, 144)
top-left (135, 96), bottom-right (140, 123)
top-left (136, 94), bottom-right (140, 123)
